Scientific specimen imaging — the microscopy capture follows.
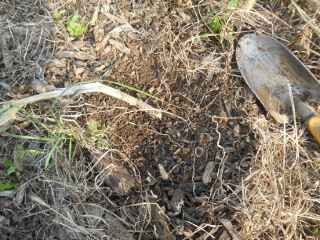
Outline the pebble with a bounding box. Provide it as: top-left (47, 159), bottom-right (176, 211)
top-left (202, 161), bottom-right (214, 184)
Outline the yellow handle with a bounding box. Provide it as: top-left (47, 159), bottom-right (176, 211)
top-left (305, 114), bottom-right (320, 144)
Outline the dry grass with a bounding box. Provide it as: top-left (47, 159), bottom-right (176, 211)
top-left (0, 0), bottom-right (54, 90)
top-left (238, 119), bottom-right (320, 239)
top-left (0, 0), bottom-right (320, 239)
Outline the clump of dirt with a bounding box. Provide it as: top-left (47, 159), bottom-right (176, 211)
top-left (1, 0), bottom-right (320, 239)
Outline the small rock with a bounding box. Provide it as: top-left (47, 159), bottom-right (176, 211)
top-left (233, 124), bottom-right (240, 137)
top-left (31, 78), bottom-right (46, 93)
top-left (202, 161), bottom-right (214, 184)
top-left (169, 188), bottom-right (185, 213)
top-left (158, 164), bottom-right (169, 180)
top-left (104, 163), bottom-right (134, 195)
top-left (167, 188), bottom-right (174, 197)
top-left (92, 154), bottom-right (134, 195)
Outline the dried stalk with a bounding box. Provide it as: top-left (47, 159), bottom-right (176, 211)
top-left (0, 82), bottom-right (162, 130)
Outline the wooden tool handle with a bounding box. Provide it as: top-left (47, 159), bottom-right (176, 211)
top-left (305, 114), bottom-right (320, 144)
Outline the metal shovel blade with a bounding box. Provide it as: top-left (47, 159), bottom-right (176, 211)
top-left (236, 33), bottom-right (320, 124)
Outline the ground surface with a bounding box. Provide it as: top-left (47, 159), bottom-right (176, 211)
top-left (0, 0), bottom-right (320, 239)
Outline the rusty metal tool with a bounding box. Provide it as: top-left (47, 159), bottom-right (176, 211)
top-left (236, 33), bottom-right (320, 144)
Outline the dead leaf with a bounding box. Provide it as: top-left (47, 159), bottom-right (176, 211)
top-left (56, 51), bottom-right (96, 60)
top-left (178, 10), bottom-right (191, 22)
top-left (102, 12), bottom-right (126, 24)
top-left (93, 153), bottom-right (135, 195)
top-left (102, 45), bottom-right (113, 55)
top-left (126, 42), bottom-right (140, 56)
top-left (104, 213), bottom-right (134, 239)
top-left (0, 190), bottom-right (14, 197)
top-left (90, 1), bottom-right (101, 26)
top-left (31, 78), bottom-right (46, 93)
top-left (108, 24), bottom-right (134, 35)
top-left (109, 39), bottom-right (131, 54)
top-left (94, 28), bottom-right (105, 42)
top-left (0, 82), bottom-right (11, 92)
top-left (71, 41), bottom-right (87, 50)
top-left (94, 63), bottom-right (109, 72)
top-left (49, 59), bottom-right (66, 68)
top-left (15, 183), bottom-right (28, 206)
top-left (74, 67), bottom-right (85, 76)
top-left (49, 67), bottom-right (66, 75)
top-left (104, 162), bottom-right (134, 195)
top-left (95, 35), bottom-right (110, 51)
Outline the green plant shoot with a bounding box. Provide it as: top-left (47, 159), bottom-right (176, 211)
top-left (53, 9), bottom-right (67, 21)
top-left (201, 0), bottom-right (238, 44)
top-left (229, 0), bottom-right (238, 8)
top-left (0, 181), bottom-right (19, 191)
top-left (66, 15), bottom-right (88, 36)
top-left (4, 159), bottom-right (18, 175)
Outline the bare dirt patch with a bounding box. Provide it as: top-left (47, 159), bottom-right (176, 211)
top-left (1, 0), bottom-right (320, 239)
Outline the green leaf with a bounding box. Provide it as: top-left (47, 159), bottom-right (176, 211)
top-left (65, 14), bottom-right (87, 36)
top-left (209, 16), bottom-right (221, 34)
top-left (200, 33), bottom-right (214, 38)
top-left (0, 181), bottom-right (19, 191)
top-left (53, 9), bottom-right (66, 21)
top-left (4, 159), bottom-right (18, 175)
top-left (206, 13), bottom-right (214, 18)
top-left (3, 159), bottom-right (15, 167)
top-left (7, 166), bottom-right (17, 175)
top-left (221, 38), bottom-right (228, 45)
top-left (71, 15), bottom-right (79, 22)
top-left (87, 121), bottom-right (99, 132)
top-left (229, 0), bottom-right (238, 8)
top-left (53, 10), bottom-right (60, 20)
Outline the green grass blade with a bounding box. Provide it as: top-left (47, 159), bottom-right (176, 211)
top-left (4, 132), bottom-right (56, 141)
top-left (45, 136), bottom-right (65, 170)
top-left (68, 138), bottom-right (73, 166)
top-left (26, 150), bottom-right (46, 154)
top-left (47, 156), bottom-right (63, 170)
top-left (0, 105), bottom-right (11, 114)
top-left (104, 80), bottom-right (162, 101)
top-left (67, 138), bottom-right (74, 185)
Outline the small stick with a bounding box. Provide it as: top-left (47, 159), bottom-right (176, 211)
top-left (220, 218), bottom-right (243, 240)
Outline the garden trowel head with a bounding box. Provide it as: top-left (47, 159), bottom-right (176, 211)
top-left (236, 33), bottom-right (320, 144)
